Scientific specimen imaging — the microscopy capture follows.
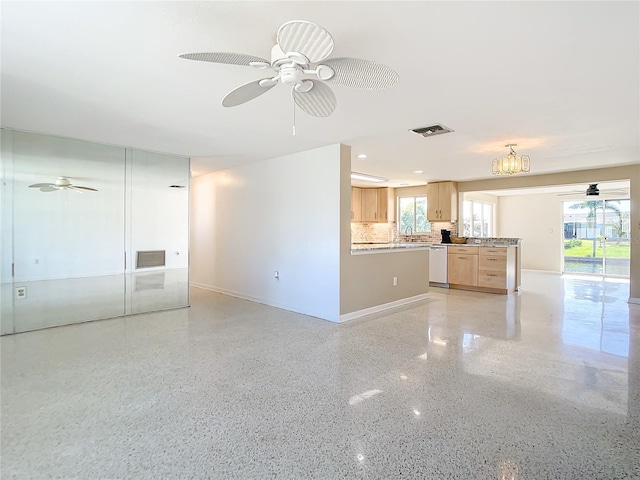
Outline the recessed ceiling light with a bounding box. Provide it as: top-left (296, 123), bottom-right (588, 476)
top-left (357, 154), bottom-right (367, 159)
top-left (350, 172), bottom-right (388, 183)
top-left (413, 170), bottom-right (424, 174)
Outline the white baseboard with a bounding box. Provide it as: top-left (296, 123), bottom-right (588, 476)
top-left (522, 269), bottom-right (562, 275)
top-left (190, 282), bottom-right (264, 304)
top-left (339, 293), bottom-right (429, 323)
top-left (629, 297), bottom-right (640, 305)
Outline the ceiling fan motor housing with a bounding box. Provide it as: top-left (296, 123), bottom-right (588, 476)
top-left (280, 65), bottom-right (304, 85)
top-left (586, 184), bottom-right (600, 196)
top-left (55, 177), bottom-right (71, 187)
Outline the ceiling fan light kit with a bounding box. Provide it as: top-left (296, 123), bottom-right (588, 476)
top-left (179, 20), bottom-right (399, 122)
top-left (492, 144), bottom-right (531, 176)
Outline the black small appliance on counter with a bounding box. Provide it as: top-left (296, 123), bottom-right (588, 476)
top-left (441, 229), bottom-right (452, 244)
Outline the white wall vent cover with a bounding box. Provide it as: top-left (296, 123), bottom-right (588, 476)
top-left (136, 250), bottom-right (166, 269)
top-left (410, 124), bottom-right (454, 137)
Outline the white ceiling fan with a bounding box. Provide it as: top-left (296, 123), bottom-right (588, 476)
top-left (29, 177), bottom-right (98, 192)
top-left (557, 183), bottom-right (627, 197)
top-left (179, 20), bottom-right (399, 118)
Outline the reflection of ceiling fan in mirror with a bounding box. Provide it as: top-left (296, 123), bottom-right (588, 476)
top-left (557, 183), bottom-right (627, 197)
top-left (29, 177), bottom-right (98, 192)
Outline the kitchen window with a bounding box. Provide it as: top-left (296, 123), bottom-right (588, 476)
top-left (398, 196), bottom-right (430, 234)
top-left (463, 200), bottom-right (494, 237)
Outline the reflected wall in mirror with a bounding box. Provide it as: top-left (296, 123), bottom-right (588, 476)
top-left (0, 129), bottom-right (190, 334)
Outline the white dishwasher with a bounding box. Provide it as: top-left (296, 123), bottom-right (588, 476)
top-left (429, 245), bottom-right (449, 286)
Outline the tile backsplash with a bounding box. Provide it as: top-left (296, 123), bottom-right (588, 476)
top-left (351, 222), bottom-right (458, 244)
top-left (351, 223), bottom-right (394, 243)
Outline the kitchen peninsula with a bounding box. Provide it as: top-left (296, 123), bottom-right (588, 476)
top-left (341, 242), bottom-right (430, 321)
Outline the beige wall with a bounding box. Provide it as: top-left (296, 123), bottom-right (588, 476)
top-left (458, 164), bottom-right (640, 302)
top-left (340, 250), bottom-right (429, 316)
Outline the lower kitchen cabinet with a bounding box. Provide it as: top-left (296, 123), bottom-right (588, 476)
top-left (448, 245), bottom-right (516, 294)
top-left (448, 247), bottom-right (478, 286)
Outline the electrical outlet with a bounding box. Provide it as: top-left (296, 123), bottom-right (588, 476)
top-left (15, 286), bottom-right (27, 299)
top-left (393, 277), bottom-right (398, 286)
top-left (274, 271), bottom-right (279, 279)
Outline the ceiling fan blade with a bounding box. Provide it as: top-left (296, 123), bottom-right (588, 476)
top-left (322, 57), bottom-right (399, 89)
top-left (39, 186), bottom-right (58, 192)
top-left (29, 183), bottom-right (54, 188)
top-left (178, 52), bottom-right (270, 67)
top-left (70, 185), bottom-right (98, 192)
top-left (222, 79), bottom-right (276, 107)
top-left (293, 81), bottom-right (336, 117)
top-left (277, 21), bottom-right (334, 63)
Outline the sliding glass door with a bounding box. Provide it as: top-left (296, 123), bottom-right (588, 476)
top-left (562, 199), bottom-right (631, 277)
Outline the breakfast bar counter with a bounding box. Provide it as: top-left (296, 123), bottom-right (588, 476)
top-left (351, 243), bottom-right (431, 255)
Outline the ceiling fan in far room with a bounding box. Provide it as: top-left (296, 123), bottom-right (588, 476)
top-left (29, 177), bottom-right (98, 192)
top-left (178, 20), bottom-right (399, 123)
top-left (557, 183), bottom-right (627, 197)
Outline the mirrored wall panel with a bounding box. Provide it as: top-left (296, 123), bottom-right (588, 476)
top-left (0, 129), bottom-right (189, 334)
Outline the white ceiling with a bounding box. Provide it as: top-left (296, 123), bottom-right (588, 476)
top-left (2, 1), bottom-right (638, 191)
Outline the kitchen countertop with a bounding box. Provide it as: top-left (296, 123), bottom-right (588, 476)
top-left (351, 243), bottom-right (431, 255)
top-left (432, 243), bottom-right (517, 248)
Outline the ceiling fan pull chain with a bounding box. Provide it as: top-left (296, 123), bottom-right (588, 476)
top-left (292, 90), bottom-right (296, 136)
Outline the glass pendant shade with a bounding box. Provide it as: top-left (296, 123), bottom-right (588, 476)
top-left (492, 145), bottom-right (530, 176)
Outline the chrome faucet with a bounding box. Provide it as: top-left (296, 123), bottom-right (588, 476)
top-left (404, 226), bottom-right (413, 235)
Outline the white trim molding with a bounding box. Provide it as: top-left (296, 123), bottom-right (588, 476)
top-left (339, 293), bottom-right (429, 323)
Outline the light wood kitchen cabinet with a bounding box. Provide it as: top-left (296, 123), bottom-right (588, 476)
top-left (477, 247), bottom-right (516, 292)
top-left (351, 187), bottom-right (362, 222)
top-left (351, 187), bottom-right (394, 223)
top-left (448, 246), bottom-right (478, 286)
top-left (426, 181), bottom-right (458, 222)
top-left (448, 245), bottom-right (516, 294)
top-left (361, 188), bottom-right (378, 222)
top-left (377, 187), bottom-right (395, 223)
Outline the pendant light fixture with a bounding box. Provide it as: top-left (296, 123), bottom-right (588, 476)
top-left (492, 144), bottom-right (531, 176)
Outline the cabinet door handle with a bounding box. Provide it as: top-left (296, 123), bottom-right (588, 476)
top-left (487, 258), bottom-right (498, 261)
top-left (458, 256), bottom-right (467, 259)
top-left (487, 273), bottom-right (497, 277)
top-left (351, 211), bottom-right (354, 219)
top-left (374, 212), bottom-right (377, 219)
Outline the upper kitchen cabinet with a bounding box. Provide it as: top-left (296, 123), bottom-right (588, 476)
top-left (361, 188), bottom-right (378, 222)
top-left (351, 187), bottom-right (394, 223)
top-left (426, 181), bottom-right (458, 222)
top-left (351, 187), bottom-right (362, 222)
top-left (377, 187), bottom-right (395, 223)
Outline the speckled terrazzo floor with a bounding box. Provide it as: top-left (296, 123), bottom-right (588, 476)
top-left (2, 271), bottom-right (639, 479)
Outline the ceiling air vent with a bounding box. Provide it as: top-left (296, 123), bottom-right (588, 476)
top-left (410, 124), bottom-right (454, 138)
